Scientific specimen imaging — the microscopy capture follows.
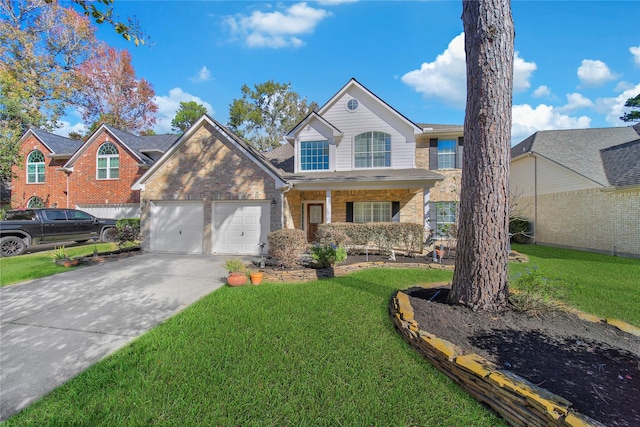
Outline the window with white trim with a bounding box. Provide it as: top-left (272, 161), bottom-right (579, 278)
top-left (97, 142), bottom-right (119, 179)
top-left (437, 139), bottom-right (456, 169)
top-left (354, 132), bottom-right (391, 168)
top-left (354, 202), bottom-right (392, 223)
top-left (300, 140), bottom-right (329, 171)
top-left (436, 201), bottom-right (457, 236)
top-left (27, 150), bottom-right (45, 183)
top-left (27, 196), bottom-right (44, 208)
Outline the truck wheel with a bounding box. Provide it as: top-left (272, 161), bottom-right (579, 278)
top-left (101, 228), bottom-right (118, 242)
top-left (1, 236), bottom-right (27, 257)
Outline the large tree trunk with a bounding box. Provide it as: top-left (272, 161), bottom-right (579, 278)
top-left (448, 0), bottom-right (514, 311)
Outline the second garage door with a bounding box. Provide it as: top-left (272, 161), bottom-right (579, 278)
top-left (212, 201), bottom-right (270, 255)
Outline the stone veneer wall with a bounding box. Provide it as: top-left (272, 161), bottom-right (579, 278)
top-left (389, 287), bottom-right (623, 427)
top-left (519, 188), bottom-right (640, 257)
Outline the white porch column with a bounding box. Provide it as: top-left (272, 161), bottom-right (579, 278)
top-left (325, 190), bottom-right (332, 223)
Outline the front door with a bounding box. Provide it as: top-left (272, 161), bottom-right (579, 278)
top-left (307, 203), bottom-right (324, 242)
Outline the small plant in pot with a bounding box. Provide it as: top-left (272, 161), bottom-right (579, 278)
top-left (224, 258), bottom-right (247, 286)
top-left (52, 246), bottom-right (79, 267)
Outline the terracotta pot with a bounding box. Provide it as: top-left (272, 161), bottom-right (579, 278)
top-left (435, 250), bottom-right (445, 259)
top-left (227, 272), bottom-right (247, 287)
top-left (54, 258), bottom-right (78, 267)
top-left (250, 272), bottom-right (264, 285)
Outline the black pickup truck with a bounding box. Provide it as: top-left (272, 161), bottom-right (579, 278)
top-left (0, 208), bottom-right (118, 257)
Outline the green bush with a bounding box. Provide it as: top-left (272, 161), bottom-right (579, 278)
top-left (115, 218), bottom-right (141, 248)
top-left (311, 243), bottom-right (347, 268)
top-left (317, 223), bottom-right (424, 255)
top-left (509, 216), bottom-right (531, 243)
top-left (267, 229), bottom-right (308, 268)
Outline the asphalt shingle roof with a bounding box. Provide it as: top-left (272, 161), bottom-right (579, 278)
top-left (30, 128), bottom-right (82, 155)
top-left (601, 138), bottom-right (640, 187)
top-left (103, 126), bottom-right (180, 164)
top-left (511, 126), bottom-right (640, 187)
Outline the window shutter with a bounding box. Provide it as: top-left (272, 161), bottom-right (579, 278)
top-left (346, 202), bottom-right (353, 222)
top-left (429, 138), bottom-right (438, 170)
top-left (428, 202), bottom-right (437, 234)
top-left (457, 137), bottom-right (464, 169)
top-left (392, 202), bottom-right (400, 222)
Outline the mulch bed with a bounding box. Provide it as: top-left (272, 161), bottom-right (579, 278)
top-left (407, 287), bottom-right (640, 427)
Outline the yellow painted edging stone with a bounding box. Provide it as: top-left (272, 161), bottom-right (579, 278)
top-left (390, 285), bottom-right (618, 427)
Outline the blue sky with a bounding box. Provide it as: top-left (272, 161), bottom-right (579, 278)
top-left (59, 0), bottom-right (640, 145)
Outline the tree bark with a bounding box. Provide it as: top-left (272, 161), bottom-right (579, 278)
top-left (448, 0), bottom-right (514, 310)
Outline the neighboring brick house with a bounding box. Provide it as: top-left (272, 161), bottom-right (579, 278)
top-left (134, 79), bottom-right (465, 255)
top-left (510, 124), bottom-right (640, 258)
top-left (11, 125), bottom-right (179, 218)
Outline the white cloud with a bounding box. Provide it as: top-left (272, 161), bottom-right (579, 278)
top-left (189, 66), bottom-right (213, 83)
top-left (577, 59), bottom-right (618, 87)
top-left (511, 104), bottom-right (591, 145)
top-left (223, 2), bottom-right (331, 49)
top-left (53, 120), bottom-right (87, 138)
top-left (557, 92), bottom-right (593, 112)
top-left (532, 85), bottom-right (551, 98)
top-left (595, 82), bottom-right (640, 126)
top-left (154, 88), bottom-right (214, 134)
top-left (401, 33), bottom-right (537, 108)
top-left (630, 45), bottom-right (640, 67)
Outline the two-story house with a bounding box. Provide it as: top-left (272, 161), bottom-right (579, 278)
top-left (11, 125), bottom-right (180, 218)
top-left (133, 79), bottom-right (464, 255)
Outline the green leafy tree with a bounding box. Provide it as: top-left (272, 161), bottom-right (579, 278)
top-left (171, 101), bottom-right (207, 133)
top-left (0, 0), bottom-right (98, 180)
top-left (620, 94), bottom-right (640, 122)
top-left (448, 0), bottom-right (514, 311)
top-left (228, 81), bottom-right (318, 151)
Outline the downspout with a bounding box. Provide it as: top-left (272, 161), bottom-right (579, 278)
top-left (533, 154), bottom-right (537, 243)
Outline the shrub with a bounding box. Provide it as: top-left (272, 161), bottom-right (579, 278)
top-left (267, 229), bottom-right (307, 268)
top-left (316, 223), bottom-right (424, 255)
top-left (509, 216), bottom-right (531, 243)
top-left (509, 267), bottom-right (565, 313)
top-left (115, 218), bottom-right (141, 248)
top-left (311, 243), bottom-right (347, 268)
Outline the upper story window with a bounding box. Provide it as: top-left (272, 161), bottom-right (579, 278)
top-left (354, 131), bottom-right (391, 168)
top-left (437, 139), bottom-right (456, 169)
top-left (300, 140), bottom-right (329, 171)
top-left (97, 142), bottom-right (119, 179)
top-left (26, 150), bottom-right (45, 183)
top-left (346, 99), bottom-right (359, 111)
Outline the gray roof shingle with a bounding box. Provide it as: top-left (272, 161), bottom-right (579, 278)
top-left (601, 138), bottom-right (640, 187)
top-left (103, 126), bottom-right (180, 164)
top-left (30, 128), bottom-right (82, 155)
top-left (511, 126), bottom-right (640, 187)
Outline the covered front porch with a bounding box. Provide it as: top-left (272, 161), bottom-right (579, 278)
top-left (280, 170), bottom-right (443, 241)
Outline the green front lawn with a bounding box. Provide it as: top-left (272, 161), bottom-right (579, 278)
top-left (5, 268), bottom-right (504, 426)
top-left (510, 244), bottom-right (640, 325)
top-left (4, 244), bottom-right (638, 425)
top-left (0, 243), bottom-right (121, 287)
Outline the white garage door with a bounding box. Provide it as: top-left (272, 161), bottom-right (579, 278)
top-left (150, 201), bottom-right (204, 254)
top-left (212, 202), bottom-right (270, 255)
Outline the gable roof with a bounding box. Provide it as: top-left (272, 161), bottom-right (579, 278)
top-left (132, 114), bottom-right (287, 190)
top-left (317, 78), bottom-right (423, 136)
top-left (263, 142), bottom-right (294, 173)
top-left (64, 125), bottom-right (180, 168)
top-left (510, 126), bottom-right (640, 188)
top-left (285, 111), bottom-right (343, 143)
top-left (601, 138), bottom-right (640, 188)
top-left (25, 128), bottom-right (82, 156)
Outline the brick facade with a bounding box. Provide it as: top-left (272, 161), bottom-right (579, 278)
top-left (139, 122), bottom-right (282, 253)
top-left (518, 188), bottom-right (640, 257)
top-left (11, 129), bottom-right (146, 209)
top-left (11, 134), bottom-right (69, 208)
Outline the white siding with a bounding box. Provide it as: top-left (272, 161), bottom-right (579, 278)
top-left (321, 92), bottom-right (415, 171)
top-left (510, 157), bottom-right (535, 198)
top-left (535, 156), bottom-right (600, 194)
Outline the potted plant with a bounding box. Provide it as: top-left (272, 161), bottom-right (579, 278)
top-left (52, 246), bottom-right (78, 267)
top-left (224, 258), bottom-right (247, 286)
top-left (248, 270), bottom-right (264, 285)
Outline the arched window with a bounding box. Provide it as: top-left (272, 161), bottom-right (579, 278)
top-left (27, 150), bottom-right (45, 183)
top-left (27, 196), bottom-right (44, 208)
top-left (97, 142), bottom-right (119, 179)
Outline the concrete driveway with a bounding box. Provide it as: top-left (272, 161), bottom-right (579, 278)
top-left (0, 253), bottom-right (230, 421)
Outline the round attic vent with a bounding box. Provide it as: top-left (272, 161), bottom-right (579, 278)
top-left (346, 99), bottom-right (359, 111)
